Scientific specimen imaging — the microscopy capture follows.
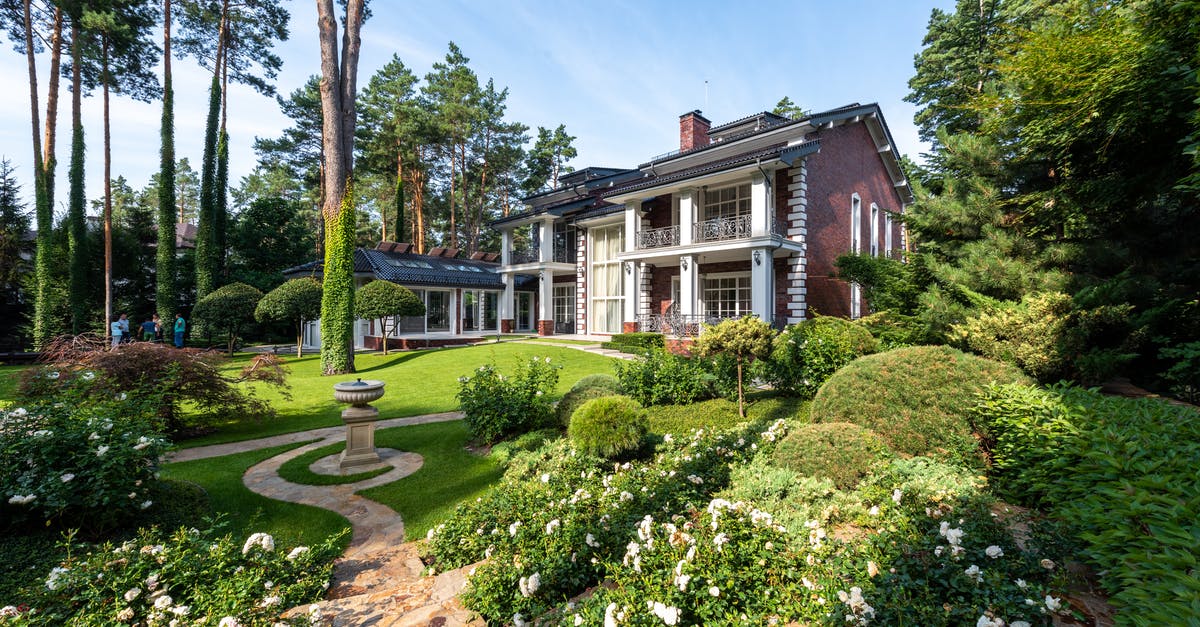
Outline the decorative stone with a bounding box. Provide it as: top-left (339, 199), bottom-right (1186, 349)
top-left (332, 378), bottom-right (386, 470)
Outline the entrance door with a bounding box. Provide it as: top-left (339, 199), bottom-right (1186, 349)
top-left (427, 291), bottom-right (450, 332)
top-left (553, 285), bottom-right (575, 334)
top-left (516, 293), bottom-right (533, 331)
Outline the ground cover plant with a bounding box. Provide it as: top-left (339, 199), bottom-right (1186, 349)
top-left (811, 345), bottom-right (1029, 467)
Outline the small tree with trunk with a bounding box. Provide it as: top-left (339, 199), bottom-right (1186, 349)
top-left (255, 277), bottom-right (322, 359)
top-left (693, 315), bottom-right (775, 418)
top-left (354, 280), bottom-right (424, 355)
top-left (192, 281), bottom-right (262, 354)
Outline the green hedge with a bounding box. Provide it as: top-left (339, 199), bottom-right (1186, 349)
top-left (600, 332), bottom-right (665, 353)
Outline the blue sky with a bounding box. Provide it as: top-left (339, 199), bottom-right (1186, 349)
top-left (1, 0), bottom-right (953, 213)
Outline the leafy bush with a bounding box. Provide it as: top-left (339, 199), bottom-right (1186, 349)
top-left (554, 374), bottom-right (623, 426)
top-left (191, 282), bottom-right (264, 354)
top-left (693, 316), bottom-right (775, 417)
top-left (20, 338), bottom-right (290, 435)
top-left (600, 332), bottom-right (665, 352)
top-left (811, 345), bottom-right (1029, 467)
top-left (456, 356), bottom-right (561, 444)
top-left (772, 423), bottom-right (891, 489)
top-left (255, 277), bottom-right (323, 359)
top-left (974, 383), bottom-right (1200, 622)
top-left (764, 315), bottom-right (878, 398)
top-left (571, 373), bottom-right (622, 392)
top-left (11, 523), bottom-right (343, 625)
top-left (354, 280), bottom-right (425, 355)
top-left (0, 403), bottom-right (168, 532)
top-left (567, 396), bottom-right (648, 459)
top-left (1159, 341), bottom-right (1200, 402)
top-left (613, 349), bottom-right (714, 406)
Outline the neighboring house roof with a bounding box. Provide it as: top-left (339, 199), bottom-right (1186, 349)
top-left (282, 247), bottom-right (537, 290)
top-left (175, 222), bottom-right (197, 249)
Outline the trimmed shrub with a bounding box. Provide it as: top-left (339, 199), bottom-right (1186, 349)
top-left (567, 396), bottom-right (648, 459)
top-left (764, 315), bottom-right (878, 398)
top-left (645, 395), bottom-right (808, 436)
top-left (600, 332), bottom-right (664, 353)
top-left (457, 356), bottom-right (561, 444)
top-left (191, 282), bottom-right (264, 354)
top-left (772, 422), bottom-right (891, 489)
top-left (570, 373), bottom-right (621, 393)
top-left (613, 349), bottom-right (714, 406)
top-left (810, 345), bottom-right (1029, 467)
top-left (255, 277), bottom-right (322, 359)
top-left (555, 386), bottom-right (620, 427)
top-left (693, 316), bottom-right (775, 417)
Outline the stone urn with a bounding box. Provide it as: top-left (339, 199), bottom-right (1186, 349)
top-left (332, 378), bottom-right (386, 470)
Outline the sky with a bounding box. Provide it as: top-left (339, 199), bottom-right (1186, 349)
top-left (0, 0), bottom-right (954, 217)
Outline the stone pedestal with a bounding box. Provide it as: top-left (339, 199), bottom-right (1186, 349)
top-left (333, 379), bottom-right (386, 471)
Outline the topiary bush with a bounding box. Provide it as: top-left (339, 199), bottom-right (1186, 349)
top-left (255, 277), bottom-right (323, 359)
top-left (571, 373), bottom-right (621, 392)
top-left (556, 386), bottom-right (620, 427)
top-left (810, 345), bottom-right (1029, 467)
top-left (599, 332), bottom-right (664, 353)
top-left (191, 282), bottom-right (264, 354)
top-left (763, 315), bottom-right (878, 398)
top-left (567, 396), bottom-right (648, 459)
top-left (771, 422), bottom-right (892, 489)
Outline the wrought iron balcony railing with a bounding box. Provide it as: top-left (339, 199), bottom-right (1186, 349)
top-left (637, 312), bottom-right (731, 337)
top-left (692, 215), bottom-right (789, 244)
top-left (509, 245), bottom-right (576, 265)
top-left (636, 225), bottom-right (681, 249)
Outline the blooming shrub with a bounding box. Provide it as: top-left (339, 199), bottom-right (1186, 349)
top-left (0, 401), bottom-right (169, 531)
top-left (457, 356), bottom-right (561, 444)
top-left (566, 396), bottom-right (648, 459)
top-left (4, 523), bottom-right (344, 625)
top-left (613, 349), bottom-right (715, 406)
top-left (763, 316), bottom-right (878, 398)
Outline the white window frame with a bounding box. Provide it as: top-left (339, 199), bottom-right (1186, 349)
top-left (552, 284), bottom-right (574, 326)
top-left (703, 183), bottom-right (752, 221)
top-left (850, 193), bottom-right (862, 319)
top-left (589, 223), bottom-right (625, 334)
top-left (701, 271), bottom-right (752, 319)
top-left (870, 203), bottom-right (880, 257)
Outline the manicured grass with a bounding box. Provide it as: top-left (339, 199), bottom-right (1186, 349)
top-left (644, 394), bottom-right (810, 435)
top-left (359, 420), bottom-right (503, 541)
top-left (518, 338), bottom-right (601, 346)
top-left (276, 447), bottom-right (395, 486)
top-left (183, 343), bottom-right (617, 447)
top-left (0, 365), bottom-right (25, 407)
top-left (159, 441), bottom-right (351, 549)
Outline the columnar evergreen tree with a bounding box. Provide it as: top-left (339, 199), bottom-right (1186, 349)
top-left (156, 0), bottom-right (177, 325)
top-left (66, 17), bottom-right (88, 335)
top-left (0, 158), bottom-right (31, 344)
top-left (315, 0), bottom-right (365, 375)
top-left (195, 73), bottom-right (221, 299)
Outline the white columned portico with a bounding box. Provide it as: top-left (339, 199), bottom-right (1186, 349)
top-left (751, 247), bottom-right (774, 322)
top-left (679, 189), bottom-right (696, 245)
top-left (623, 203), bottom-right (640, 326)
top-left (680, 254), bottom-right (698, 317)
top-left (499, 228), bottom-right (514, 331)
top-left (537, 217), bottom-right (554, 263)
top-left (751, 171), bottom-right (770, 236)
top-left (538, 270), bottom-right (554, 334)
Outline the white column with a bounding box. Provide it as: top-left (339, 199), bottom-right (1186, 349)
top-left (538, 271), bottom-right (553, 326)
top-left (624, 202), bottom-right (640, 252)
top-left (680, 254), bottom-right (698, 316)
top-left (500, 274), bottom-right (514, 320)
top-left (622, 261), bottom-right (637, 324)
top-left (501, 229), bottom-right (512, 266)
top-left (538, 218), bottom-right (554, 263)
top-left (751, 247), bottom-right (774, 321)
top-left (751, 171), bottom-right (770, 236)
top-left (679, 190), bottom-right (695, 245)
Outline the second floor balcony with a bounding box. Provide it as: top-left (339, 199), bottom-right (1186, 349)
top-left (510, 241), bottom-right (577, 265)
top-left (635, 215), bottom-right (789, 250)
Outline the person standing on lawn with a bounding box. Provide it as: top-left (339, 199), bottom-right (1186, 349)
top-left (110, 315), bottom-right (123, 348)
top-left (174, 313), bottom-right (186, 348)
top-left (152, 313), bottom-right (163, 341)
top-left (118, 313), bottom-right (130, 343)
top-left (141, 315), bottom-right (157, 341)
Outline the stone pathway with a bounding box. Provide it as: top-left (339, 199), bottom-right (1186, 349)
top-left (172, 412), bottom-right (481, 626)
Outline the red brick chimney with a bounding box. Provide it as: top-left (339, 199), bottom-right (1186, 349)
top-left (679, 110), bottom-right (711, 151)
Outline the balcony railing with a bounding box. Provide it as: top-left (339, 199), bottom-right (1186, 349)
top-left (637, 312), bottom-right (731, 337)
top-left (510, 249), bottom-right (538, 264)
top-left (636, 224), bottom-right (681, 249)
top-left (509, 245), bottom-right (576, 265)
top-left (693, 215), bottom-right (789, 243)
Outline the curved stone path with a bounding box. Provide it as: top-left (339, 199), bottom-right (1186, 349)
top-left (170, 412), bottom-right (481, 626)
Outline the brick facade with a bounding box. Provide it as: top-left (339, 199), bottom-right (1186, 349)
top-left (679, 111), bottom-right (711, 152)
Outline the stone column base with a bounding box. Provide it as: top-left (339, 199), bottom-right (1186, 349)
top-left (500, 319), bottom-right (514, 333)
top-left (622, 321), bottom-right (639, 333)
top-left (537, 320), bottom-right (555, 336)
top-left (339, 405), bottom-right (381, 470)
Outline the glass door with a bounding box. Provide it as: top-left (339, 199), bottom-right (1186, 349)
top-left (517, 293), bottom-right (532, 331)
top-left (427, 291), bottom-right (450, 332)
top-left (553, 285), bottom-right (575, 334)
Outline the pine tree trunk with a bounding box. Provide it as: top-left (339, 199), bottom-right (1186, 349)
top-left (43, 7), bottom-right (62, 206)
top-left (102, 37), bottom-right (114, 335)
top-left (156, 0), bottom-right (177, 324)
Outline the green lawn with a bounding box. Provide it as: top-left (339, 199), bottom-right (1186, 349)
top-left (185, 343), bottom-right (617, 447)
top-left (0, 365), bottom-right (25, 407)
top-left (159, 441), bottom-right (351, 549)
top-left (517, 338), bottom-right (602, 346)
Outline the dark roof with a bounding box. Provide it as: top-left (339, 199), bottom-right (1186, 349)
top-left (606, 140), bottom-right (821, 197)
top-left (282, 248), bottom-right (536, 290)
top-left (707, 111), bottom-right (789, 134)
top-left (557, 167), bottom-right (629, 186)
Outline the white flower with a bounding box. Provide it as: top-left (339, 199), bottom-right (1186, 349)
top-left (308, 605), bottom-right (322, 622)
top-left (8, 494), bottom-right (36, 505)
top-left (964, 564), bottom-right (983, 583)
top-left (545, 519), bottom-right (560, 534)
top-left (604, 602), bottom-right (620, 627)
top-left (518, 572), bottom-right (540, 597)
top-left (133, 436), bottom-right (152, 451)
top-left (139, 500), bottom-right (153, 510)
top-left (535, 390), bottom-right (543, 396)
top-left (45, 566), bottom-right (69, 591)
top-left (713, 532), bottom-right (729, 550)
top-left (264, 580), bottom-right (274, 589)
top-left (31, 430), bottom-right (52, 437)
top-left (1045, 595), bottom-right (1063, 612)
top-left (1040, 558), bottom-right (1056, 570)
top-left (837, 586), bottom-right (875, 625)
top-left (96, 445), bottom-right (110, 457)
top-left (1015, 578), bottom-right (1028, 589)
top-left (673, 573), bottom-right (691, 591)
top-left (287, 546), bottom-right (309, 561)
top-left (540, 473), bottom-right (550, 483)
top-left (154, 595), bottom-right (174, 610)
top-left (708, 586), bottom-right (720, 597)
top-left (892, 489), bottom-right (902, 505)
top-left (171, 605), bottom-right (190, 616)
top-left (648, 601), bottom-right (680, 625)
top-left (116, 608), bottom-right (134, 622)
top-left (259, 596), bottom-right (281, 608)
top-left (81, 371), bottom-right (95, 381)
top-left (509, 521), bottom-right (522, 536)
top-left (218, 618), bottom-right (241, 627)
top-left (976, 614), bottom-right (1004, 627)
top-left (513, 613), bottom-right (527, 627)
top-left (585, 533), bottom-right (599, 548)
top-left (124, 588), bottom-right (141, 602)
top-left (574, 615), bottom-right (584, 626)
top-left (8, 407), bottom-right (27, 418)
top-left (241, 532), bottom-right (275, 555)
top-left (985, 545), bottom-right (1004, 559)
top-left (47, 371), bottom-right (60, 379)
top-left (868, 505), bottom-right (879, 516)
top-left (60, 473), bottom-right (75, 483)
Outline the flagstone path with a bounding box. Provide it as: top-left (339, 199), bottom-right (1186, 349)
top-left (172, 412), bottom-right (482, 626)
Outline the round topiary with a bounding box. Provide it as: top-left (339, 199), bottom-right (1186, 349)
top-left (568, 395), bottom-right (648, 459)
top-left (772, 422), bottom-right (892, 489)
top-left (571, 373), bottom-right (622, 394)
top-left (810, 345), bottom-right (1030, 467)
top-left (556, 386), bottom-right (621, 426)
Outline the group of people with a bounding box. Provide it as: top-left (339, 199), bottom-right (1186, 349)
top-left (110, 313), bottom-right (186, 349)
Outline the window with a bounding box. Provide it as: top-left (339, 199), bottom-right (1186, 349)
top-left (850, 194), bottom-right (862, 319)
top-left (703, 183), bottom-right (751, 220)
top-left (553, 285), bottom-right (575, 333)
top-left (870, 203), bottom-right (880, 257)
top-left (589, 224), bottom-right (625, 333)
top-left (398, 289), bottom-right (426, 334)
top-left (426, 290), bottom-right (450, 332)
top-left (553, 222), bottom-right (577, 263)
top-left (885, 214), bottom-right (894, 256)
top-left (703, 274), bottom-right (751, 319)
top-left (516, 292), bottom-right (533, 331)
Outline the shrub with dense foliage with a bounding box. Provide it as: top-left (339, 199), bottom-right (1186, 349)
top-left (456, 356), bottom-right (561, 444)
top-left (255, 277), bottom-right (323, 359)
top-left (353, 280), bottom-right (425, 355)
top-left (975, 383), bottom-right (1200, 623)
top-left (811, 345), bottom-right (1029, 467)
top-left (20, 338), bottom-right (289, 435)
top-left (554, 374), bottom-right (623, 426)
top-left (5, 523), bottom-right (344, 625)
top-left (599, 332), bottom-right (665, 353)
top-left (693, 315), bottom-right (775, 417)
top-left (771, 422), bottom-right (891, 489)
top-left (567, 395), bottom-right (648, 459)
top-left (1158, 341), bottom-right (1200, 403)
top-left (613, 349), bottom-right (714, 406)
top-left (764, 315), bottom-right (878, 398)
top-left (191, 282), bottom-right (265, 354)
top-left (0, 402), bottom-right (168, 531)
